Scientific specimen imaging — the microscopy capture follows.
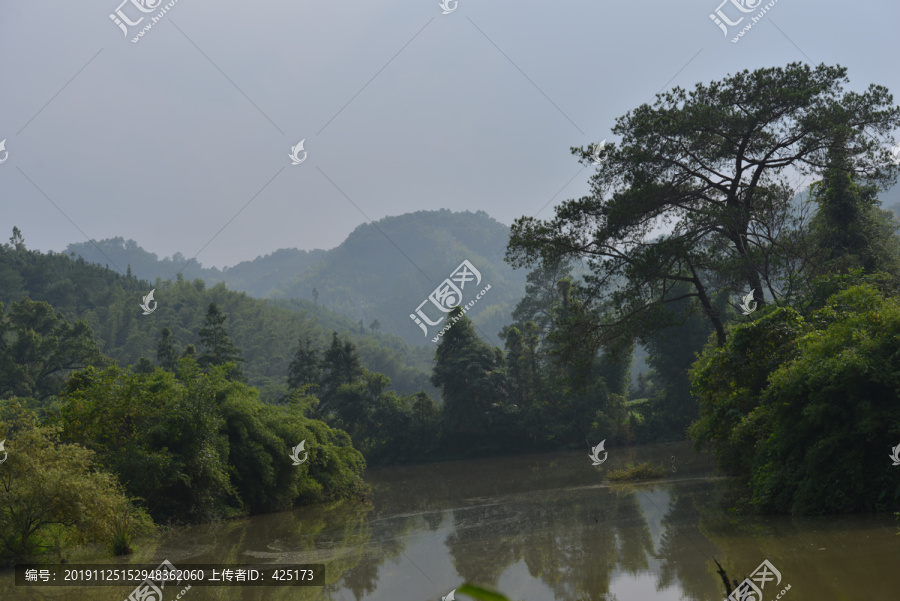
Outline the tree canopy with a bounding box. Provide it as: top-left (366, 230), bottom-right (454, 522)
top-left (507, 62), bottom-right (900, 352)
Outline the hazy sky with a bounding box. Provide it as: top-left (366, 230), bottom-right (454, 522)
top-left (2, 0), bottom-right (898, 269)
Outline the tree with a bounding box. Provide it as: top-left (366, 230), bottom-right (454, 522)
top-left (0, 298), bottom-right (107, 402)
top-left (509, 257), bottom-right (573, 342)
top-left (133, 357), bottom-right (155, 374)
top-left (197, 302), bottom-right (245, 381)
top-left (312, 288), bottom-right (319, 306)
top-left (156, 327), bottom-right (178, 371)
top-left (219, 384), bottom-right (369, 512)
top-left (59, 362), bottom-right (236, 523)
top-left (369, 319), bottom-right (381, 333)
top-left (320, 332), bottom-right (363, 400)
top-left (58, 360), bottom-right (369, 522)
top-left (638, 289), bottom-right (714, 441)
top-left (752, 285), bottom-right (900, 513)
top-left (689, 307), bottom-right (806, 476)
top-left (507, 63), bottom-right (900, 351)
top-left (8, 227), bottom-right (25, 252)
top-left (502, 323), bottom-right (540, 412)
top-left (0, 400), bottom-right (154, 564)
top-left (806, 149), bottom-right (900, 279)
top-left (431, 307), bottom-right (507, 446)
top-left (691, 283), bottom-right (900, 514)
top-left (287, 335), bottom-right (321, 392)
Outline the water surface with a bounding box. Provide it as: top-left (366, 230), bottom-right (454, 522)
top-left (3, 442), bottom-right (897, 600)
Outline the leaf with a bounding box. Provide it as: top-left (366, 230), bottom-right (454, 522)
top-left (457, 583), bottom-right (512, 601)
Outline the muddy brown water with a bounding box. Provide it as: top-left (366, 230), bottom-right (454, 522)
top-left (2, 441), bottom-right (897, 600)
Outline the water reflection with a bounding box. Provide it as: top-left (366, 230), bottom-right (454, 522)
top-left (2, 442), bottom-right (897, 601)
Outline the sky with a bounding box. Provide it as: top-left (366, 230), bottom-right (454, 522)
top-left (1, 0), bottom-right (898, 269)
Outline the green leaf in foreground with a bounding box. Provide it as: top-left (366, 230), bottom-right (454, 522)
top-left (457, 583), bottom-right (513, 601)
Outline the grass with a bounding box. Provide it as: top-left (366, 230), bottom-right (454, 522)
top-left (605, 461), bottom-right (667, 482)
top-left (108, 507), bottom-right (133, 556)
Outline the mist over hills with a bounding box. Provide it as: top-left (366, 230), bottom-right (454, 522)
top-left (66, 210), bottom-right (529, 346)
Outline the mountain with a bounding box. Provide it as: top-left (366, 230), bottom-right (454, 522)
top-left (270, 210), bottom-right (527, 346)
top-left (66, 210), bottom-right (529, 346)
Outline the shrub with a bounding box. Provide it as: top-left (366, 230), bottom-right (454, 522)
top-left (606, 462), bottom-right (666, 482)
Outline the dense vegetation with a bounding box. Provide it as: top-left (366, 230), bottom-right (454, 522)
top-left (3, 61), bottom-right (900, 569)
top-left (0, 235), bottom-right (436, 401)
top-left (506, 62), bottom-right (900, 515)
top-left (0, 282), bottom-right (369, 564)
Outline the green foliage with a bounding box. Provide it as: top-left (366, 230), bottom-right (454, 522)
top-left (752, 285), bottom-right (900, 513)
top-left (320, 332), bottom-right (364, 401)
top-left (688, 307), bottom-right (806, 475)
top-left (286, 332), bottom-right (442, 465)
top-left (220, 387), bottom-right (368, 513)
top-left (807, 155), bottom-right (900, 280)
top-left (457, 584), bottom-right (513, 601)
top-left (606, 462), bottom-right (667, 482)
top-left (507, 62), bottom-right (900, 352)
top-left (57, 360), bottom-right (368, 523)
top-left (0, 237), bottom-right (436, 400)
top-left (287, 334), bottom-right (321, 392)
top-left (432, 308), bottom-right (508, 448)
top-left (690, 284), bottom-right (900, 514)
top-left (635, 290), bottom-right (715, 442)
top-left (509, 257), bottom-right (573, 341)
top-left (156, 326), bottom-right (178, 371)
top-left (0, 298), bottom-right (107, 403)
top-left (0, 400), bottom-right (154, 566)
top-left (197, 302), bottom-right (245, 381)
top-left (495, 262), bottom-right (633, 451)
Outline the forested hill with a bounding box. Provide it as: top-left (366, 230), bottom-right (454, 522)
top-left (61, 239), bottom-right (329, 300)
top-left (65, 210), bottom-right (529, 346)
top-left (0, 237), bottom-right (437, 401)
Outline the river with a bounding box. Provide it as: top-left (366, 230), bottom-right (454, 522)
top-left (2, 441), bottom-right (897, 600)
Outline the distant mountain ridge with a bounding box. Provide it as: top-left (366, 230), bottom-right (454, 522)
top-left (67, 210), bottom-right (529, 346)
